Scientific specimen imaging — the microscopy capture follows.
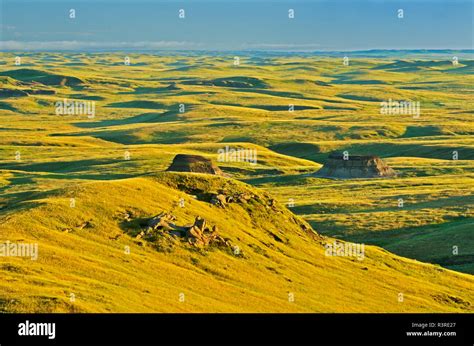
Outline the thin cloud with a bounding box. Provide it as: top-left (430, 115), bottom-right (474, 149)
top-left (242, 43), bottom-right (321, 51)
top-left (0, 25), bottom-right (16, 31)
top-left (0, 40), bottom-right (202, 51)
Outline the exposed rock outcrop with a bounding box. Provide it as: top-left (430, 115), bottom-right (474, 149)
top-left (166, 154), bottom-right (224, 175)
top-left (209, 192), bottom-right (255, 208)
top-left (315, 152), bottom-right (396, 179)
top-left (142, 212), bottom-right (232, 249)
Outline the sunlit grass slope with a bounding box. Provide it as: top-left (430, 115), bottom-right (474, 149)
top-left (0, 173), bottom-right (473, 312)
top-left (254, 159), bottom-right (474, 274)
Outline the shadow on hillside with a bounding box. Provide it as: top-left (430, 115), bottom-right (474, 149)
top-left (74, 110), bottom-right (182, 129)
top-left (270, 141), bottom-right (474, 163)
top-left (343, 217), bottom-right (474, 274)
top-left (0, 158), bottom-right (128, 173)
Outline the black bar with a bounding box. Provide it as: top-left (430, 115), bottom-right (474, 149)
top-left (0, 313), bottom-right (472, 345)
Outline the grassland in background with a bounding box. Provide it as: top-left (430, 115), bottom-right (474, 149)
top-left (0, 52), bottom-right (473, 312)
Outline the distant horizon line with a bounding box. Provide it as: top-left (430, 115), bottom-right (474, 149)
top-left (1, 48), bottom-right (473, 54)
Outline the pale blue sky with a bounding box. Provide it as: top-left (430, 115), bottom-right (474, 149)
top-left (0, 0), bottom-right (472, 51)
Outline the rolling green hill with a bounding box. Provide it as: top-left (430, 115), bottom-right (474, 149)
top-left (1, 173), bottom-right (472, 312)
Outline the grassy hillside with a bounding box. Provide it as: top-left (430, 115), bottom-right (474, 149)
top-left (0, 173), bottom-right (472, 312)
top-left (253, 171), bottom-right (474, 273)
